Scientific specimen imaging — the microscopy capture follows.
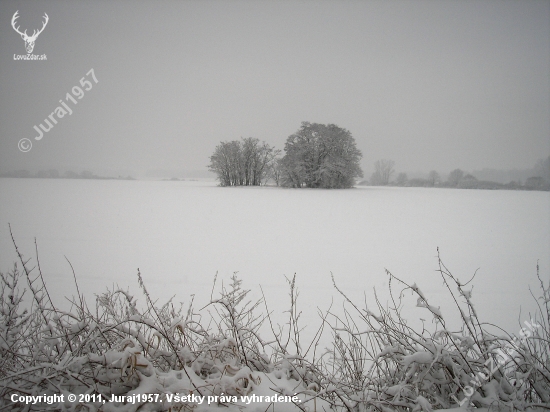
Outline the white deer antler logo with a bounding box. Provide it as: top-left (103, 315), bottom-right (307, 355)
top-left (12, 11), bottom-right (49, 54)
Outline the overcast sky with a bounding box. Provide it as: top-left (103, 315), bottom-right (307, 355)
top-left (0, 0), bottom-right (548, 177)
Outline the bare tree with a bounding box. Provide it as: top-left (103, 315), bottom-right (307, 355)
top-left (395, 172), bottom-right (408, 186)
top-left (428, 170), bottom-right (440, 186)
top-left (447, 169), bottom-right (464, 186)
top-left (534, 155), bottom-right (550, 182)
top-left (270, 158), bottom-right (283, 186)
top-left (208, 140), bottom-right (240, 186)
top-left (370, 159), bottom-right (395, 185)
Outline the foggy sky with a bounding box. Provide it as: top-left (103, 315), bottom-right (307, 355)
top-left (1, 0), bottom-right (548, 177)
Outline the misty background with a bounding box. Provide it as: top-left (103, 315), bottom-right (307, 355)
top-left (0, 0), bottom-right (549, 179)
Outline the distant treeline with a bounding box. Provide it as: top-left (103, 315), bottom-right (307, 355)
top-left (0, 169), bottom-right (135, 180)
top-left (359, 156), bottom-right (550, 191)
top-left (387, 175), bottom-right (549, 191)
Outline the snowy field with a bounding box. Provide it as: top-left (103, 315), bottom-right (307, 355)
top-left (0, 178), bottom-right (548, 342)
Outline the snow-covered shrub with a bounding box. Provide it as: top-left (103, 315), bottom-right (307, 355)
top-left (319, 250), bottom-right (550, 411)
top-left (0, 240), bottom-right (320, 411)
top-left (1, 236), bottom-right (548, 411)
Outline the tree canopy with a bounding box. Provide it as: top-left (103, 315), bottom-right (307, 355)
top-left (279, 122), bottom-right (363, 188)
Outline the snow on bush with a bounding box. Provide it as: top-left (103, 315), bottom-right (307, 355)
top-left (1, 237), bottom-right (549, 411)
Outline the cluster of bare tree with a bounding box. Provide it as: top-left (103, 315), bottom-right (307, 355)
top-left (372, 165), bottom-right (490, 187)
top-left (365, 156), bottom-right (550, 191)
top-left (209, 122), bottom-right (363, 189)
top-left (208, 138), bottom-right (279, 186)
top-left (369, 159), bottom-right (395, 185)
top-left (278, 122), bottom-right (363, 188)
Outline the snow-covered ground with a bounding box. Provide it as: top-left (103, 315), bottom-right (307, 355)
top-left (0, 178), bottom-right (548, 342)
